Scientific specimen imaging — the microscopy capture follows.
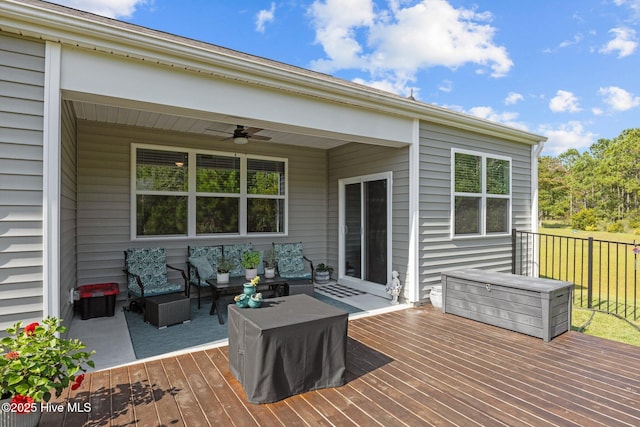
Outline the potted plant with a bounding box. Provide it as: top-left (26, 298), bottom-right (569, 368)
top-left (314, 263), bottom-right (333, 284)
top-left (216, 255), bottom-right (235, 284)
top-left (248, 292), bottom-right (263, 308)
top-left (243, 276), bottom-right (260, 296)
top-left (264, 249), bottom-right (276, 279)
top-left (241, 250), bottom-right (261, 280)
top-left (1, 317), bottom-right (94, 425)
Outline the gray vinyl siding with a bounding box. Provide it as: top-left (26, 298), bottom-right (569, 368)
top-left (59, 101), bottom-right (78, 324)
top-left (327, 143), bottom-right (410, 294)
top-left (75, 121), bottom-right (327, 295)
top-left (418, 122), bottom-right (532, 299)
top-left (0, 34), bottom-right (45, 330)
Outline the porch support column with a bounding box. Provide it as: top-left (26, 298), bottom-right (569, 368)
top-left (407, 119), bottom-right (421, 304)
top-left (531, 141), bottom-right (545, 234)
top-left (43, 41), bottom-right (62, 318)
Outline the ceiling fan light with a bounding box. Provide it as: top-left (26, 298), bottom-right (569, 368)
top-left (233, 136), bottom-right (249, 145)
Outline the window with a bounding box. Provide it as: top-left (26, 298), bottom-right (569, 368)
top-left (452, 149), bottom-right (511, 237)
top-left (132, 144), bottom-right (287, 239)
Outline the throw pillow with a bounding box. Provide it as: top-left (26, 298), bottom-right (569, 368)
top-left (188, 256), bottom-right (215, 279)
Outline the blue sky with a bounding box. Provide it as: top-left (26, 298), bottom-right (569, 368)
top-left (51, 1), bottom-right (640, 156)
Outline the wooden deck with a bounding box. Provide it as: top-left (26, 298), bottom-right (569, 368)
top-left (39, 305), bottom-right (640, 426)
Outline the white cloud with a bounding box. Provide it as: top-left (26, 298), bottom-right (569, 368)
top-left (438, 80), bottom-right (453, 93)
top-left (549, 90), bottom-right (581, 113)
top-left (538, 121), bottom-right (596, 155)
top-left (614, 0), bottom-right (640, 19)
top-left (52, 0), bottom-right (148, 19)
top-left (600, 27), bottom-right (637, 58)
top-left (466, 106), bottom-right (528, 131)
top-left (505, 92), bottom-right (523, 105)
top-left (308, 0), bottom-right (512, 96)
top-left (598, 86), bottom-right (640, 111)
top-left (256, 3), bottom-right (276, 33)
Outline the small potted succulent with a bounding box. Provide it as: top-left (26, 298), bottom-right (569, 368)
top-left (241, 250), bottom-right (261, 280)
top-left (248, 292), bottom-right (263, 308)
top-left (216, 255), bottom-right (235, 284)
top-left (263, 249), bottom-right (276, 279)
top-left (234, 293), bottom-right (249, 308)
top-left (243, 276), bottom-right (260, 296)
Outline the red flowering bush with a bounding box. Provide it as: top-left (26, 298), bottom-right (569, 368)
top-left (0, 317), bottom-right (94, 408)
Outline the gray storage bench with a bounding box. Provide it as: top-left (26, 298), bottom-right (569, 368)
top-left (440, 269), bottom-right (573, 341)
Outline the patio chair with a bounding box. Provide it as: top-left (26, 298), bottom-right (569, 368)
top-left (187, 245), bottom-right (223, 309)
top-left (272, 242), bottom-right (314, 281)
top-left (123, 248), bottom-right (187, 311)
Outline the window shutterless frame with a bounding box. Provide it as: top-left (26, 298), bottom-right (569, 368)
top-left (130, 143), bottom-right (288, 240)
top-left (450, 148), bottom-right (512, 239)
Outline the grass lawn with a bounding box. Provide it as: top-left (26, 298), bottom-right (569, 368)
top-left (572, 307), bottom-right (640, 347)
top-left (540, 223), bottom-right (640, 346)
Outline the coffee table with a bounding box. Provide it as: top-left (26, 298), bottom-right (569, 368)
top-left (228, 294), bottom-right (348, 404)
top-left (205, 276), bottom-right (288, 324)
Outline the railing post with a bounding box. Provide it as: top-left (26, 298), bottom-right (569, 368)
top-left (587, 237), bottom-right (594, 309)
top-left (511, 228), bottom-right (517, 274)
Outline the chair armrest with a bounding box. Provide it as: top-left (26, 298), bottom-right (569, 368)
top-left (123, 268), bottom-right (145, 294)
top-left (303, 255), bottom-right (314, 275)
top-left (167, 264), bottom-right (188, 294)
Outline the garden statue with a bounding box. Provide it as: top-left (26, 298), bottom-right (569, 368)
top-left (385, 270), bottom-right (402, 305)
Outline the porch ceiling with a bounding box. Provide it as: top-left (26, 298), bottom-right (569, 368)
top-left (70, 100), bottom-right (356, 150)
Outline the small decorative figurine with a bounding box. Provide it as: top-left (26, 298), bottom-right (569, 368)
top-left (385, 270), bottom-right (402, 305)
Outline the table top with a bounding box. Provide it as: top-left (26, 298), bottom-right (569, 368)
top-left (206, 275), bottom-right (295, 291)
top-left (228, 294), bottom-right (348, 331)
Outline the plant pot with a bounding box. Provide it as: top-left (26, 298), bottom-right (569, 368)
top-left (430, 285), bottom-right (442, 308)
top-left (248, 297), bottom-right (262, 308)
top-left (245, 268), bottom-right (258, 281)
top-left (243, 284), bottom-right (257, 296)
top-left (235, 294), bottom-right (249, 308)
top-left (264, 267), bottom-right (276, 279)
top-left (217, 272), bottom-right (229, 284)
top-left (315, 270), bottom-right (331, 284)
top-left (0, 397), bottom-right (41, 427)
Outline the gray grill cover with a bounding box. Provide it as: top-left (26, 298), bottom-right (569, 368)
top-left (228, 294), bottom-right (348, 403)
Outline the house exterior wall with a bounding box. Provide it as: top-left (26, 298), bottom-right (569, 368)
top-left (418, 121), bottom-right (533, 300)
top-left (327, 143), bottom-right (410, 299)
top-left (75, 120), bottom-right (328, 294)
top-left (0, 33), bottom-right (45, 330)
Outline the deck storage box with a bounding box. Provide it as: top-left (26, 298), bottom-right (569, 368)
top-left (441, 269), bottom-right (573, 341)
top-left (75, 283), bottom-right (120, 320)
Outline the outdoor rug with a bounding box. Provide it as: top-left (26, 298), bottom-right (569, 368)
top-left (124, 293), bottom-right (362, 360)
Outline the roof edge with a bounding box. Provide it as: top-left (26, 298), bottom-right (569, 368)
top-left (2, 0), bottom-right (547, 145)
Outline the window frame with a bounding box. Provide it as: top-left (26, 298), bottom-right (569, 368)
top-left (450, 148), bottom-right (512, 239)
top-left (131, 143), bottom-right (288, 240)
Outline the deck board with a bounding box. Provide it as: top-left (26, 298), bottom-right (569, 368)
top-left (39, 305), bottom-right (640, 426)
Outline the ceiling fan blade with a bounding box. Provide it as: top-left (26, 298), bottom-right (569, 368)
top-left (244, 127), bottom-right (271, 141)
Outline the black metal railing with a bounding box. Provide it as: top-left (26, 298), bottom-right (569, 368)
top-left (512, 229), bottom-right (640, 321)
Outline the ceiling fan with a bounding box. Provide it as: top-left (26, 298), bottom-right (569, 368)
top-left (207, 124), bottom-right (271, 144)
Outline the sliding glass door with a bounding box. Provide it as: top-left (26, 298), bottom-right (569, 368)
top-left (339, 172), bottom-right (392, 296)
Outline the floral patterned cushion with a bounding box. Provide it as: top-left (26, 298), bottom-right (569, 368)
top-left (125, 248), bottom-right (183, 296)
top-left (188, 246), bottom-right (222, 286)
top-left (224, 243), bottom-right (252, 278)
top-left (273, 243), bottom-right (312, 279)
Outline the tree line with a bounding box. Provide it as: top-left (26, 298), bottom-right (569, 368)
top-left (538, 128), bottom-right (640, 233)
